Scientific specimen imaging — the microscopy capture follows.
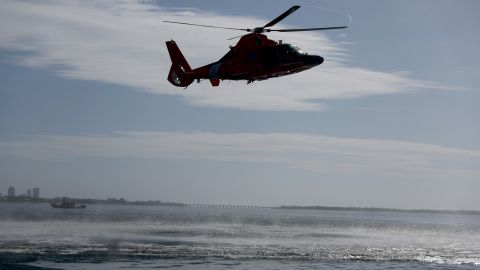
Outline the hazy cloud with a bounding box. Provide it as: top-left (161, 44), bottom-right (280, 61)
top-left (0, 0), bottom-right (452, 111)
top-left (2, 132), bottom-right (479, 179)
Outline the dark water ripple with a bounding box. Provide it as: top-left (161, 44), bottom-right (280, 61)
top-left (1, 203), bottom-right (480, 269)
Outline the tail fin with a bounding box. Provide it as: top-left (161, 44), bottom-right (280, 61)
top-left (166, 40), bottom-right (194, 87)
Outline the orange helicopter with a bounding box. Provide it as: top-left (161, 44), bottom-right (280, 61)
top-left (164, 5), bottom-right (347, 87)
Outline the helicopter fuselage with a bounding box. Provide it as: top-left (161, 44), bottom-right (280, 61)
top-left (166, 33), bottom-right (324, 87)
top-left (165, 5), bottom-right (346, 87)
top-left (192, 33), bottom-right (324, 83)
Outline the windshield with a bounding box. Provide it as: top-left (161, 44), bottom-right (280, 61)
top-left (289, 44), bottom-right (307, 55)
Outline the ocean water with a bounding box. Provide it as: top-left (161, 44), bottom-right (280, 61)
top-left (0, 202), bottom-right (479, 269)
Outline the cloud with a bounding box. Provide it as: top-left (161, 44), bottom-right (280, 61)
top-left (2, 132), bottom-right (479, 179)
top-left (0, 0), bottom-right (452, 111)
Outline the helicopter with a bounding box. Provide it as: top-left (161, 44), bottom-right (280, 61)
top-left (164, 5), bottom-right (347, 87)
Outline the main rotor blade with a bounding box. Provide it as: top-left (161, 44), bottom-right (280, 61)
top-left (163, 20), bottom-right (249, 31)
top-left (263, 5), bottom-right (301, 28)
top-left (227, 34), bottom-right (246, 40)
top-left (268, 26), bottom-right (348, 32)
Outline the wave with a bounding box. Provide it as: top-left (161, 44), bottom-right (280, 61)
top-left (1, 239), bottom-right (480, 266)
top-left (1, 204), bottom-right (480, 267)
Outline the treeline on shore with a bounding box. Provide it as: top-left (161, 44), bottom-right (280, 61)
top-left (278, 205), bottom-right (480, 215)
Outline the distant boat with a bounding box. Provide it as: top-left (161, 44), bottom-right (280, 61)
top-left (50, 200), bottom-right (86, 209)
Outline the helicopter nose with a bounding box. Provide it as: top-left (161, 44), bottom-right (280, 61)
top-left (305, 55), bottom-right (324, 66)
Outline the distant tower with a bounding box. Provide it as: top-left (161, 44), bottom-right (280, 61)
top-left (33, 187), bottom-right (40, 199)
top-left (8, 186), bottom-right (15, 197)
top-left (27, 189), bottom-right (32, 198)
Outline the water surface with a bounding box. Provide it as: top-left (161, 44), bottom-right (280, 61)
top-left (1, 202), bottom-right (479, 269)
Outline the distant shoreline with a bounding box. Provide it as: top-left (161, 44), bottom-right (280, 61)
top-left (277, 205), bottom-right (480, 216)
top-left (0, 197), bottom-right (183, 207)
top-left (1, 196), bottom-right (479, 215)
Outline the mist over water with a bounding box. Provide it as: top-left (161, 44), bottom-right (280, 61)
top-left (1, 203), bottom-right (480, 269)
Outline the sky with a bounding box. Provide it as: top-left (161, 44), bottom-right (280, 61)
top-left (0, 0), bottom-right (479, 210)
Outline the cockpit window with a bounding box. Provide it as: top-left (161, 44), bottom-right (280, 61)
top-left (289, 44), bottom-right (307, 55)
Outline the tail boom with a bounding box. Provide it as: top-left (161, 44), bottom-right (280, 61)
top-left (165, 40), bottom-right (222, 87)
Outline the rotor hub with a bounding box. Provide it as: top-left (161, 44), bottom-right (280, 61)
top-left (252, 27), bottom-right (264, 34)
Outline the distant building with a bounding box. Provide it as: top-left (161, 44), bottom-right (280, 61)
top-left (27, 189), bottom-right (32, 198)
top-left (33, 187), bottom-right (40, 199)
top-left (8, 186), bottom-right (15, 197)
